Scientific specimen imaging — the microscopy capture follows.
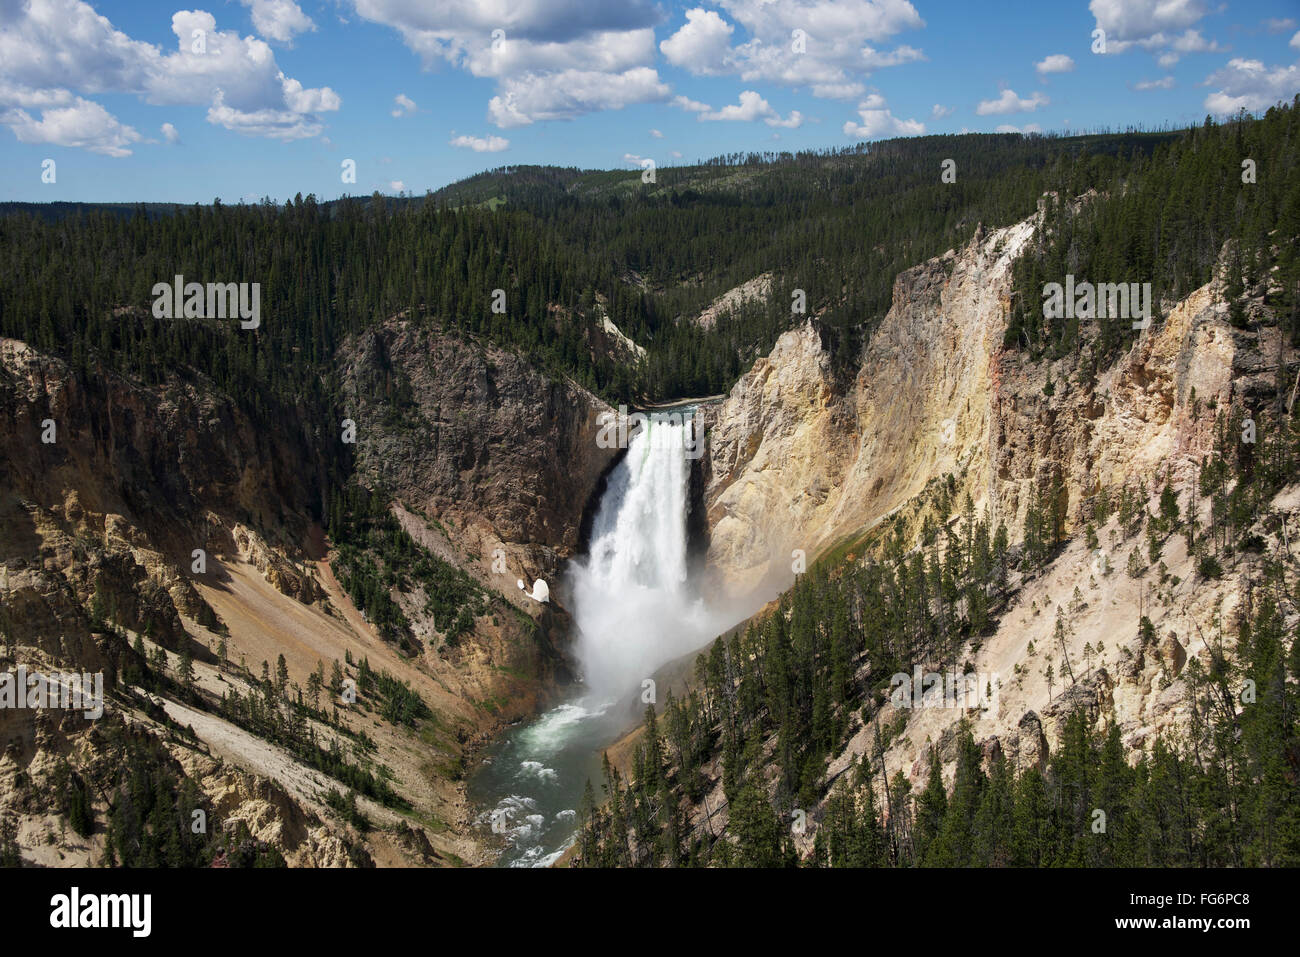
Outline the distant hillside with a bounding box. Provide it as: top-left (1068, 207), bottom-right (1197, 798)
top-left (0, 201), bottom-right (179, 222)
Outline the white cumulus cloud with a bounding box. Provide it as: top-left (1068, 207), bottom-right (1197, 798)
top-left (1088, 0), bottom-right (1227, 65)
top-left (695, 90), bottom-right (801, 127)
top-left (487, 67), bottom-right (668, 127)
top-left (1203, 58), bottom-right (1300, 114)
top-left (392, 93), bottom-right (417, 117)
top-left (450, 133), bottom-right (510, 152)
top-left (656, 0), bottom-right (925, 101)
top-left (0, 95), bottom-right (141, 156)
top-left (0, 1), bottom-right (339, 151)
top-left (240, 0), bottom-right (315, 44)
top-left (861, 44), bottom-right (925, 69)
top-left (976, 88), bottom-right (1049, 115)
top-left (660, 8), bottom-right (734, 74)
top-left (843, 92), bottom-right (924, 138)
top-left (1035, 54), bottom-right (1075, 75)
top-left (1088, 0), bottom-right (1207, 47)
top-left (349, 0), bottom-right (667, 126)
top-left (672, 94), bottom-right (712, 113)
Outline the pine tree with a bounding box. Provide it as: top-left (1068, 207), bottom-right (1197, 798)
top-left (913, 748), bottom-right (948, 862)
top-left (177, 644), bottom-right (195, 689)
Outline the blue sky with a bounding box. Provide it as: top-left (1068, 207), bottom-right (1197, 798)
top-left (1, 0), bottom-right (1298, 203)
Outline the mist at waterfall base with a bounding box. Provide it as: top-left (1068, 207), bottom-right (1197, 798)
top-left (468, 413), bottom-right (745, 867)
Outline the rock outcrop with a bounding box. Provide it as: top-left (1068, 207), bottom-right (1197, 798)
top-left (703, 218), bottom-right (1036, 596)
top-left (338, 319), bottom-right (618, 591)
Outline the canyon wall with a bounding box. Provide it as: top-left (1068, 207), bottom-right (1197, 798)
top-left (338, 318), bottom-right (619, 598)
top-left (700, 207), bottom-right (1294, 793)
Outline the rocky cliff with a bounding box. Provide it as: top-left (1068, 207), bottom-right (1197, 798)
top-left (703, 217), bottom-right (1037, 597)
top-left (338, 319), bottom-right (618, 598)
top-left (700, 203), bottom-right (1298, 797)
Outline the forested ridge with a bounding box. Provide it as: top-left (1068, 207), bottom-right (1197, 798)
top-left (10, 109), bottom-right (1294, 425)
top-left (1007, 103), bottom-right (1300, 365)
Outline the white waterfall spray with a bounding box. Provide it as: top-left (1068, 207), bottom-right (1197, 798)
top-left (473, 407), bottom-right (756, 866)
top-left (569, 413), bottom-right (726, 701)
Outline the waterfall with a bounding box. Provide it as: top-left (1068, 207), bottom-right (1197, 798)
top-left (471, 408), bottom-right (739, 866)
top-left (569, 412), bottom-right (719, 702)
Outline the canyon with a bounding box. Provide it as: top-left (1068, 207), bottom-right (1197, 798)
top-left (1, 164), bottom-right (1295, 867)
